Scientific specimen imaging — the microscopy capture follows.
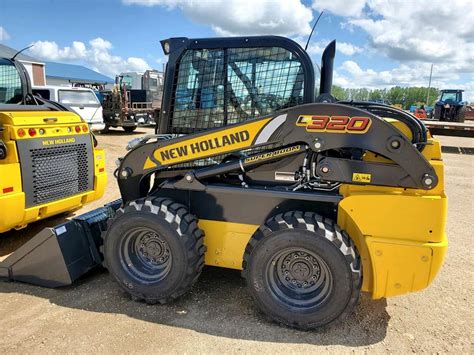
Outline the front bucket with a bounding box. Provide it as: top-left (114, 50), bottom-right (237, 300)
top-left (0, 200), bottom-right (121, 288)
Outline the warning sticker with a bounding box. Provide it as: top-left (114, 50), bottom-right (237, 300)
top-left (352, 173), bottom-right (372, 183)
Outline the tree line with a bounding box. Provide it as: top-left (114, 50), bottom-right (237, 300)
top-left (329, 86), bottom-right (440, 109)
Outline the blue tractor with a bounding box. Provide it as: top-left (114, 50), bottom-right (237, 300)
top-left (433, 89), bottom-right (467, 122)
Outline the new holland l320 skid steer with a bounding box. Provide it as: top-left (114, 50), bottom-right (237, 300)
top-left (1, 36), bottom-right (447, 329)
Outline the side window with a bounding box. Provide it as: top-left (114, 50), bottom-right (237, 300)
top-left (172, 49), bottom-right (225, 131)
top-left (226, 47), bottom-right (303, 124)
top-left (0, 59), bottom-right (22, 104)
top-left (169, 47), bottom-right (305, 133)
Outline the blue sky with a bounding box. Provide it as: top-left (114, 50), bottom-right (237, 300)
top-left (1, 0), bottom-right (473, 100)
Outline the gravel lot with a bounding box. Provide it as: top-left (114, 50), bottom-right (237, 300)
top-left (0, 128), bottom-right (472, 353)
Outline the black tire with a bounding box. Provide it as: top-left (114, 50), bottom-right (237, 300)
top-left (434, 106), bottom-right (442, 121)
top-left (102, 197), bottom-right (206, 304)
top-left (123, 126), bottom-right (137, 133)
top-left (454, 106), bottom-right (466, 123)
top-left (101, 125), bottom-right (110, 133)
top-left (243, 211), bottom-right (362, 329)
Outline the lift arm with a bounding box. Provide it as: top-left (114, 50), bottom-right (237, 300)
top-left (116, 102), bottom-right (437, 203)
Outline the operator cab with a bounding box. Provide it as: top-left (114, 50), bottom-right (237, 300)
top-left (438, 90), bottom-right (463, 103)
top-left (158, 36), bottom-right (315, 134)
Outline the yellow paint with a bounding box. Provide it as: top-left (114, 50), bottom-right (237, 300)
top-left (199, 219), bottom-right (259, 270)
top-left (0, 110), bottom-right (106, 234)
top-left (143, 156), bottom-right (157, 169)
top-left (337, 119), bottom-right (447, 298)
top-left (352, 172), bottom-right (372, 183)
top-left (365, 235), bottom-right (447, 299)
top-left (150, 117), bottom-right (271, 167)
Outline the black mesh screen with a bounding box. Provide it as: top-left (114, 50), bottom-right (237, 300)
top-left (0, 59), bottom-right (22, 104)
top-left (30, 144), bottom-right (91, 205)
top-left (168, 46), bottom-right (305, 133)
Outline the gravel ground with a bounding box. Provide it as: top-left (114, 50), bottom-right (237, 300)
top-left (0, 128), bottom-right (472, 353)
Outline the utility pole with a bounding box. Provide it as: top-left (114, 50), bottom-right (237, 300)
top-left (426, 64), bottom-right (433, 105)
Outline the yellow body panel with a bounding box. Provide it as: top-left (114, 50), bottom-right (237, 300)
top-left (337, 128), bottom-right (447, 298)
top-left (0, 110), bottom-right (106, 234)
top-left (199, 219), bottom-right (259, 269)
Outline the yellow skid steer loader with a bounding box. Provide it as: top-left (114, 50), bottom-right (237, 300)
top-left (1, 37), bottom-right (447, 329)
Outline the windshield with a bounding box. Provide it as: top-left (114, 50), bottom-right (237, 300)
top-left (149, 78), bottom-right (158, 88)
top-left (122, 76), bottom-right (133, 89)
top-left (58, 90), bottom-right (99, 105)
top-left (0, 59), bottom-right (22, 104)
top-left (440, 92), bottom-right (459, 102)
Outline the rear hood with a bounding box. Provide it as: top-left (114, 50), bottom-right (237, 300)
top-left (0, 110), bottom-right (82, 126)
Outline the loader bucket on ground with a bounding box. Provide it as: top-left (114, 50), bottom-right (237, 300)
top-left (0, 200), bottom-right (121, 288)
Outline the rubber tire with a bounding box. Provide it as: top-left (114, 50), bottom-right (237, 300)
top-left (102, 197), bottom-right (206, 304)
top-left (434, 106), bottom-right (442, 121)
top-left (123, 126), bottom-right (137, 133)
top-left (454, 106), bottom-right (466, 123)
top-left (243, 211), bottom-right (362, 329)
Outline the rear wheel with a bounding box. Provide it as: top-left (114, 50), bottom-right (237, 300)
top-left (103, 197), bottom-right (205, 304)
top-left (123, 126), bottom-right (137, 133)
top-left (243, 211), bottom-right (361, 329)
top-left (434, 106), bottom-right (442, 121)
top-left (454, 106), bottom-right (466, 123)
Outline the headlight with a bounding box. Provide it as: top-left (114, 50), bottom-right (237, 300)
top-left (126, 137), bottom-right (142, 151)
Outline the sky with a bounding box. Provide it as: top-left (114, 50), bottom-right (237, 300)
top-left (0, 0), bottom-right (473, 101)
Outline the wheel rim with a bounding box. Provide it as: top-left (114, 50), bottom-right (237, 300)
top-left (120, 227), bottom-right (172, 283)
top-left (266, 248), bottom-right (333, 309)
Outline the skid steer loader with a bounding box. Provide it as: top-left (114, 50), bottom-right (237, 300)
top-left (0, 57), bottom-right (106, 234)
top-left (1, 36), bottom-right (447, 329)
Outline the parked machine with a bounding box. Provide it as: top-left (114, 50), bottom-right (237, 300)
top-left (1, 36), bottom-right (447, 329)
top-left (32, 85), bottom-right (105, 132)
top-left (0, 57), bottom-right (106, 234)
top-left (101, 70), bottom-right (163, 132)
top-left (433, 89), bottom-right (466, 122)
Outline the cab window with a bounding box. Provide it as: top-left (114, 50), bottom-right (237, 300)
top-left (58, 90), bottom-right (99, 105)
top-left (170, 46), bottom-right (305, 132)
top-left (0, 59), bottom-right (22, 104)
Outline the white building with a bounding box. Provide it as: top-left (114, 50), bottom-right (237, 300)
top-left (0, 43), bottom-right (46, 86)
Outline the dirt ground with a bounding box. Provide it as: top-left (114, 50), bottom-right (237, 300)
top-left (0, 128), bottom-right (472, 353)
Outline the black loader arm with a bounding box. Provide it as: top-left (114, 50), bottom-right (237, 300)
top-left (116, 103), bottom-right (437, 203)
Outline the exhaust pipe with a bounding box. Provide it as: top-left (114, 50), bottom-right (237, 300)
top-left (319, 40), bottom-right (336, 95)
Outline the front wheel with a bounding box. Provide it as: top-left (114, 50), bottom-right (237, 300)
top-left (103, 197), bottom-right (205, 304)
top-left (243, 212), bottom-right (361, 329)
top-left (123, 126), bottom-right (137, 133)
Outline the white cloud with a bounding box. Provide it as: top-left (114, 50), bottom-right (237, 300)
top-left (0, 26), bottom-right (10, 41)
top-left (313, 0), bottom-right (474, 71)
top-left (334, 60), bottom-right (474, 102)
top-left (337, 42), bottom-right (363, 56)
top-left (312, 0), bottom-right (367, 17)
top-left (304, 39), bottom-right (362, 57)
top-left (122, 0), bottom-right (179, 7)
top-left (124, 0), bottom-right (314, 36)
top-left (29, 40), bottom-right (88, 60)
top-left (312, 0), bottom-right (473, 100)
top-left (28, 38), bottom-right (150, 77)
